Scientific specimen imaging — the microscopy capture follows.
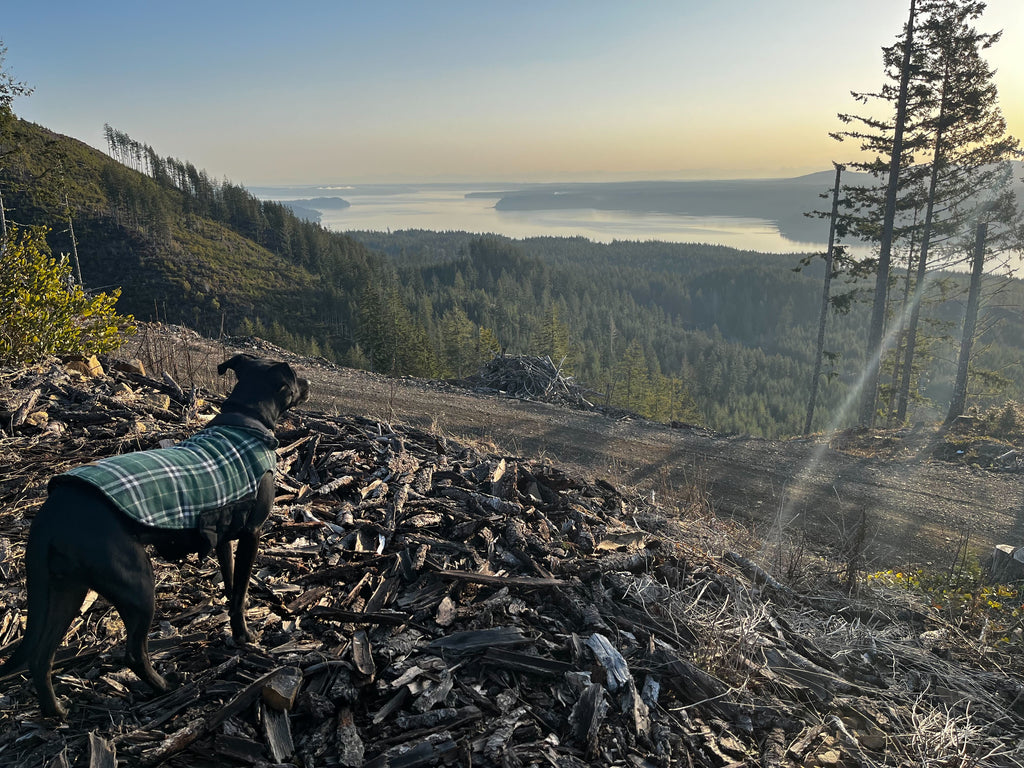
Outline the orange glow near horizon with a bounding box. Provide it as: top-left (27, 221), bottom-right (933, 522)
top-left (5, 0), bottom-right (1022, 185)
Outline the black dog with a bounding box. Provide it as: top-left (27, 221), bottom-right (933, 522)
top-left (0, 354), bottom-right (309, 718)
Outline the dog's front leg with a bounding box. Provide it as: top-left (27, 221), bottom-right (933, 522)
top-left (226, 472), bottom-right (274, 644)
top-left (228, 531), bottom-right (261, 643)
top-left (216, 539), bottom-right (235, 599)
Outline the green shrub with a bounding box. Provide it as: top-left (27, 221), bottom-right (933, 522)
top-left (0, 225), bottom-right (136, 365)
top-left (979, 400), bottom-right (1024, 443)
top-left (867, 562), bottom-right (1023, 645)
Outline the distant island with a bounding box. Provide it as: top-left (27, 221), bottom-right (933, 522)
top-left (293, 196), bottom-right (352, 210)
top-left (278, 196), bottom-right (351, 224)
top-left (474, 165), bottom-right (1024, 245)
top-left (485, 175), bottom-right (854, 243)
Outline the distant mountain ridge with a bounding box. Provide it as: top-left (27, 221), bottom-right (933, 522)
top-left (489, 173), bottom-right (868, 243)
top-left (480, 164), bottom-right (1024, 244)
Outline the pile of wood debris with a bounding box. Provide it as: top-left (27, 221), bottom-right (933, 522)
top-left (464, 356), bottom-right (598, 411)
top-left (1, 355), bottom-right (1024, 767)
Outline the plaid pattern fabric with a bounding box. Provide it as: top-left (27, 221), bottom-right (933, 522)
top-left (55, 426), bottom-right (278, 530)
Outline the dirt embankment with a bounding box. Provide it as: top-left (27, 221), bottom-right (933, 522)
top-left (135, 325), bottom-right (1024, 572)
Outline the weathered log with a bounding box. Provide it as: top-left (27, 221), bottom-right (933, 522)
top-left (569, 683), bottom-right (609, 760)
top-left (586, 633), bottom-right (632, 692)
top-left (988, 544), bottom-right (1024, 583)
top-left (262, 666), bottom-right (303, 711)
top-left (88, 732), bottom-right (116, 768)
top-left (426, 626), bottom-right (531, 656)
top-left (335, 707), bottom-right (365, 768)
top-left (262, 702), bottom-right (295, 762)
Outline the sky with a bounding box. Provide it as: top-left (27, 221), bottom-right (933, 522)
top-left (3, 0), bottom-right (1022, 186)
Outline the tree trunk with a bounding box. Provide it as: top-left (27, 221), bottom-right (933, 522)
top-left (804, 163), bottom-right (844, 435)
top-left (0, 184), bottom-right (7, 247)
top-left (946, 222), bottom-right (987, 422)
top-left (64, 192), bottom-right (84, 285)
top-left (859, 0), bottom-right (917, 427)
top-left (897, 57), bottom-right (952, 424)
top-left (885, 244), bottom-right (916, 426)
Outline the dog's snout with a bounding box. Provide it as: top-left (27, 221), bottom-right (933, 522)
top-left (295, 377), bottom-right (310, 405)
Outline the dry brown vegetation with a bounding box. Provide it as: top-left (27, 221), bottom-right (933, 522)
top-left (0, 326), bottom-right (1022, 766)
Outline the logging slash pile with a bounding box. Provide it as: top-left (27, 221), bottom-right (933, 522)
top-left (464, 356), bottom-right (597, 411)
top-left (1, 354), bottom-right (1024, 767)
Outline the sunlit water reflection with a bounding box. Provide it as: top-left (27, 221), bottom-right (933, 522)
top-left (261, 186), bottom-right (832, 254)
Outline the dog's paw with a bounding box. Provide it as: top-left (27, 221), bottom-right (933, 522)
top-left (42, 699), bottom-right (69, 721)
top-left (229, 618), bottom-right (256, 646)
top-left (229, 629), bottom-right (255, 647)
top-left (161, 669), bottom-right (183, 690)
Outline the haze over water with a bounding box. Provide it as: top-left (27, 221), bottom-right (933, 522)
top-left (253, 184), bottom-right (830, 254)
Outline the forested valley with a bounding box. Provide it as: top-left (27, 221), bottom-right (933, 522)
top-left (3, 118), bottom-right (1023, 438)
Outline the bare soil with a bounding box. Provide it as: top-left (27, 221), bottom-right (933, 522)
top-left (132, 324), bottom-right (1024, 573)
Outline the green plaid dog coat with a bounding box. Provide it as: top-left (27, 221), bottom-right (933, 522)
top-left (54, 426), bottom-right (278, 531)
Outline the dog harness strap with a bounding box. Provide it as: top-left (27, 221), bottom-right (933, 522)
top-left (53, 426), bottom-right (278, 531)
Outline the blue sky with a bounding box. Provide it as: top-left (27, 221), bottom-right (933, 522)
top-left (4, 1), bottom-right (1022, 185)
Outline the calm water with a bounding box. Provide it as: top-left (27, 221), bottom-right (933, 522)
top-left (255, 184), bottom-right (830, 254)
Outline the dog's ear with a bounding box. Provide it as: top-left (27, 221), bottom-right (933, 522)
top-left (218, 354), bottom-right (258, 377)
top-left (270, 362), bottom-right (296, 383)
top-left (272, 362), bottom-right (309, 406)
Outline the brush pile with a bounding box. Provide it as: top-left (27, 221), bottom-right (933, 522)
top-left (1, 355), bottom-right (1024, 767)
top-left (465, 355), bottom-right (596, 410)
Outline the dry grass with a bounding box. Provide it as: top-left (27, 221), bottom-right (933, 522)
top-left (125, 323), bottom-right (231, 395)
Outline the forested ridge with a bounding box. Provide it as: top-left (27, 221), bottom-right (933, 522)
top-left (352, 230), bottom-right (1024, 436)
top-left (3, 118), bottom-right (1022, 437)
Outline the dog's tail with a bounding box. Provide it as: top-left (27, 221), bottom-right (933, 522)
top-left (0, 528), bottom-right (50, 678)
top-left (0, 638), bottom-right (27, 677)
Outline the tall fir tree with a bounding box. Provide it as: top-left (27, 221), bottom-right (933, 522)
top-left (830, 0), bottom-right (1021, 425)
top-left (895, 0), bottom-right (1022, 422)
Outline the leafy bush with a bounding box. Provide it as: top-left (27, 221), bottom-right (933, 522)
top-left (0, 225), bottom-right (136, 365)
top-left (978, 400), bottom-right (1024, 443)
top-left (867, 563), bottom-right (1024, 645)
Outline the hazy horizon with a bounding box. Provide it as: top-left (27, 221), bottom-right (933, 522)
top-left (244, 177), bottom-right (876, 257)
top-left (4, 1), bottom-right (1021, 188)
top-left (247, 167), bottom-right (845, 188)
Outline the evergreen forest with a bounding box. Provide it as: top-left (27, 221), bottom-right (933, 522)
top-left (2, 118), bottom-right (1023, 438)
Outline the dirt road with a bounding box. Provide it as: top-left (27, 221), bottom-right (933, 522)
top-left (298, 360), bottom-right (1024, 572)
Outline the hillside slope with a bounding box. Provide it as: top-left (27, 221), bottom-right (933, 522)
top-left (1, 119), bottom-right (379, 349)
top-left (287, 354), bottom-right (1024, 573)
top-left (2, 329), bottom-right (1023, 765)
top-left (133, 324), bottom-right (1024, 573)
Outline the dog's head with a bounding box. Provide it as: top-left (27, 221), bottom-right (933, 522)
top-left (217, 354), bottom-right (309, 429)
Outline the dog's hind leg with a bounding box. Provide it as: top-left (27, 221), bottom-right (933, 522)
top-left (25, 578), bottom-right (89, 719)
top-left (225, 471), bottom-right (275, 644)
top-left (9, 502), bottom-right (90, 719)
top-left (102, 545), bottom-right (169, 695)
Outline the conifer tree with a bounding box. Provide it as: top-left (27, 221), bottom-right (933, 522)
top-left (851, 0), bottom-right (921, 426)
top-left (804, 163), bottom-right (845, 435)
top-left (830, 0), bottom-right (1021, 425)
top-left (474, 327), bottom-right (501, 364)
top-left (611, 339), bottom-right (651, 415)
top-left (894, 0), bottom-right (1022, 422)
top-left (440, 305), bottom-right (476, 377)
top-left (534, 303), bottom-right (571, 367)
